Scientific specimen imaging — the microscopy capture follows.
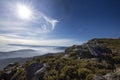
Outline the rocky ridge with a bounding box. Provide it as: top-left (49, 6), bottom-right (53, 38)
top-left (0, 38), bottom-right (120, 80)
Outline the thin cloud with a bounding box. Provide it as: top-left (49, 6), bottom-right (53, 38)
top-left (0, 35), bottom-right (83, 46)
top-left (42, 15), bottom-right (59, 30)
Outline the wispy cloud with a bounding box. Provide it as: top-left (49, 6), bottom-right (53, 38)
top-left (0, 15), bottom-right (58, 34)
top-left (42, 14), bottom-right (59, 30)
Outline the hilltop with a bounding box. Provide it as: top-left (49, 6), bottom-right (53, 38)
top-left (0, 38), bottom-right (120, 80)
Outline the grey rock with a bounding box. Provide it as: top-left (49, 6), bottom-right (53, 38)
top-left (25, 62), bottom-right (43, 80)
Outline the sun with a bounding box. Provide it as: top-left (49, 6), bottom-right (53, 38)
top-left (17, 4), bottom-right (32, 20)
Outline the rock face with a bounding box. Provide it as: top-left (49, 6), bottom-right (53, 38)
top-left (103, 68), bottom-right (120, 80)
top-left (33, 64), bottom-right (46, 80)
top-left (0, 63), bottom-right (19, 80)
top-left (65, 44), bottom-right (111, 60)
top-left (25, 62), bottom-right (43, 80)
top-left (65, 45), bottom-right (94, 59)
top-left (93, 76), bottom-right (106, 80)
top-left (93, 68), bottom-right (120, 80)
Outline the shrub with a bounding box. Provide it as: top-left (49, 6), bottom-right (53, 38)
top-left (86, 74), bottom-right (95, 80)
top-left (77, 68), bottom-right (92, 79)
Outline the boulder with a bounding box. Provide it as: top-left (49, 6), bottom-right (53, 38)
top-left (25, 62), bottom-right (43, 80)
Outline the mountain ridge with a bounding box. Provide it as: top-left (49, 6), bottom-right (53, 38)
top-left (0, 38), bottom-right (120, 80)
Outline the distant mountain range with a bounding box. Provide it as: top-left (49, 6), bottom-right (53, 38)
top-left (0, 45), bottom-right (67, 59)
top-left (0, 46), bottom-right (67, 69)
top-left (0, 49), bottom-right (39, 59)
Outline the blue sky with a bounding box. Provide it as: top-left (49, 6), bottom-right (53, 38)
top-left (0, 0), bottom-right (120, 51)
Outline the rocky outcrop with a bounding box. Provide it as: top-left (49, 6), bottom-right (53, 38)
top-left (33, 63), bottom-right (46, 80)
top-left (0, 63), bottom-right (19, 80)
top-left (93, 75), bottom-right (106, 80)
top-left (93, 68), bottom-right (120, 80)
top-left (103, 68), bottom-right (120, 80)
top-left (25, 62), bottom-right (43, 80)
top-left (65, 39), bottom-right (113, 62)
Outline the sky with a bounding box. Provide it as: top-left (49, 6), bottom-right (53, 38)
top-left (0, 0), bottom-right (120, 51)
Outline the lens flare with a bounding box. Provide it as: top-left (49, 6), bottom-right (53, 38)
top-left (17, 3), bottom-right (32, 20)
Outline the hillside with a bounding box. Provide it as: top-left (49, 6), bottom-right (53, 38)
top-left (0, 49), bottom-right (39, 59)
top-left (0, 38), bottom-right (120, 80)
